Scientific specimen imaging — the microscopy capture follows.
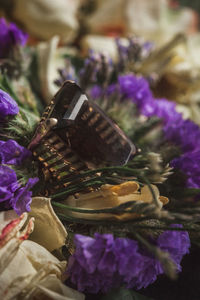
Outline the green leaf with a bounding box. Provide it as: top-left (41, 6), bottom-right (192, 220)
top-left (0, 75), bottom-right (21, 104)
top-left (100, 288), bottom-right (154, 300)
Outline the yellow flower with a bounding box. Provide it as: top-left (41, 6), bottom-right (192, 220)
top-left (61, 181), bottom-right (168, 221)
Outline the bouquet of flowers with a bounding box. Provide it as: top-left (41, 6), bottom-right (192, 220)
top-left (1, 17), bottom-right (200, 300)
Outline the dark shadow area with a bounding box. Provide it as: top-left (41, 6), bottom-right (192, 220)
top-left (141, 246), bottom-right (200, 300)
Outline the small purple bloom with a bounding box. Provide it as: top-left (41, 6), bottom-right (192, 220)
top-left (171, 151), bottom-right (200, 188)
top-left (0, 165), bottom-right (19, 202)
top-left (0, 165), bottom-right (38, 214)
top-left (68, 233), bottom-right (122, 293)
top-left (0, 18), bottom-right (28, 58)
top-left (10, 177), bottom-right (39, 215)
top-left (0, 140), bottom-right (31, 165)
top-left (164, 119), bottom-right (200, 153)
top-left (67, 230), bottom-right (190, 293)
top-left (114, 237), bottom-right (159, 290)
top-left (150, 98), bottom-right (182, 124)
top-left (90, 85), bottom-right (102, 99)
top-left (157, 224), bottom-right (190, 269)
top-left (119, 75), bottom-right (152, 106)
top-left (106, 84), bottom-right (117, 96)
top-left (73, 234), bottom-right (103, 273)
top-left (129, 255), bottom-right (160, 290)
top-left (0, 89), bottom-right (19, 119)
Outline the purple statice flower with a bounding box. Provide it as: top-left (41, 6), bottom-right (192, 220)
top-left (79, 51), bottom-right (114, 90)
top-left (157, 225), bottom-right (190, 270)
top-left (0, 140), bottom-right (31, 165)
top-left (0, 89), bottom-right (19, 119)
top-left (67, 230), bottom-right (190, 293)
top-left (68, 234), bottom-right (122, 293)
top-left (118, 75), bottom-right (181, 122)
top-left (171, 151), bottom-right (200, 188)
top-left (106, 83), bottom-right (118, 96)
top-left (118, 75), bottom-right (200, 151)
top-left (118, 75), bottom-right (152, 107)
top-left (79, 51), bottom-right (101, 89)
top-left (117, 73), bottom-right (200, 188)
top-left (116, 37), bottom-right (153, 71)
top-left (116, 38), bottom-right (128, 63)
top-left (164, 119), bottom-right (200, 153)
top-left (90, 85), bottom-right (102, 99)
top-left (149, 98), bottom-right (182, 124)
top-left (10, 177), bottom-right (39, 215)
top-left (0, 18), bottom-right (28, 58)
top-left (54, 63), bottom-right (77, 87)
top-left (0, 165), bottom-right (19, 202)
top-left (89, 84), bottom-right (117, 100)
top-left (0, 165), bottom-right (38, 215)
top-left (114, 236), bottom-right (159, 290)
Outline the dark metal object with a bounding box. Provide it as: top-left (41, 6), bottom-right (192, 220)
top-left (29, 81), bottom-right (136, 194)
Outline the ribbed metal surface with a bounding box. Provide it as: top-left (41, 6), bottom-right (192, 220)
top-left (30, 81), bottom-right (136, 195)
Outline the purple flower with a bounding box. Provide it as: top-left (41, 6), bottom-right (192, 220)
top-left (67, 230), bottom-right (190, 293)
top-left (90, 85), bottom-right (102, 99)
top-left (0, 165), bottom-right (38, 214)
top-left (0, 18), bottom-right (28, 58)
top-left (0, 165), bottom-right (19, 202)
top-left (0, 89), bottom-right (19, 119)
top-left (114, 238), bottom-right (142, 281)
top-left (164, 119), bottom-right (200, 153)
top-left (117, 73), bottom-right (200, 188)
top-left (0, 140), bottom-right (31, 165)
top-left (67, 233), bottom-right (121, 293)
top-left (106, 84), bottom-right (118, 96)
top-left (68, 234), bottom-right (122, 293)
top-left (157, 225), bottom-right (190, 269)
top-left (119, 75), bottom-right (152, 106)
top-left (171, 151), bottom-right (200, 188)
top-left (118, 75), bottom-right (182, 123)
top-left (114, 237), bottom-right (158, 289)
top-left (150, 98), bottom-right (182, 124)
top-left (10, 177), bottom-right (39, 215)
top-left (89, 84), bottom-right (117, 100)
top-left (128, 255), bottom-right (160, 290)
top-left (73, 234), bottom-right (104, 273)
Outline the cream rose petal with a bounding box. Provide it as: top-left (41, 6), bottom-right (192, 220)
top-left (29, 197), bottom-right (67, 252)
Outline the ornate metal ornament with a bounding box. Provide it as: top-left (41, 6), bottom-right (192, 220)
top-left (29, 81), bottom-right (136, 194)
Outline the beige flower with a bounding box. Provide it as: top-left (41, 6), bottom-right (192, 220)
top-left (0, 211), bottom-right (84, 300)
top-left (59, 181), bottom-right (168, 221)
top-left (12, 0), bottom-right (81, 42)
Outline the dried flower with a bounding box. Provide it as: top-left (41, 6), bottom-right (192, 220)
top-left (117, 74), bottom-right (200, 188)
top-left (10, 177), bottom-right (39, 215)
top-left (0, 139), bottom-right (31, 165)
top-left (67, 229), bottom-right (190, 293)
top-left (171, 151), bottom-right (200, 188)
top-left (90, 85), bottom-right (102, 99)
top-left (67, 234), bottom-right (123, 293)
top-left (157, 225), bottom-right (190, 270)
top-left (63, 181), bottom-right (168, 221)
top-left (0, 212), bottom-right (84, 300)
top-left (119, 74), bottom-right (152, 107)
top-left (0, 165), bottom-right (19, 203)
top-left (0, 18), bottom-right (28, 58)
top-left (0, 89), bottom-right (19, 119)
top-left (0, 165), bottom-right (38, 214)
top-left (164, 119), bottom-right (200, 153)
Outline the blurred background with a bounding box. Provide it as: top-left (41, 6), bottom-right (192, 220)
top-left (0, 0), bottom-right (199, 44)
